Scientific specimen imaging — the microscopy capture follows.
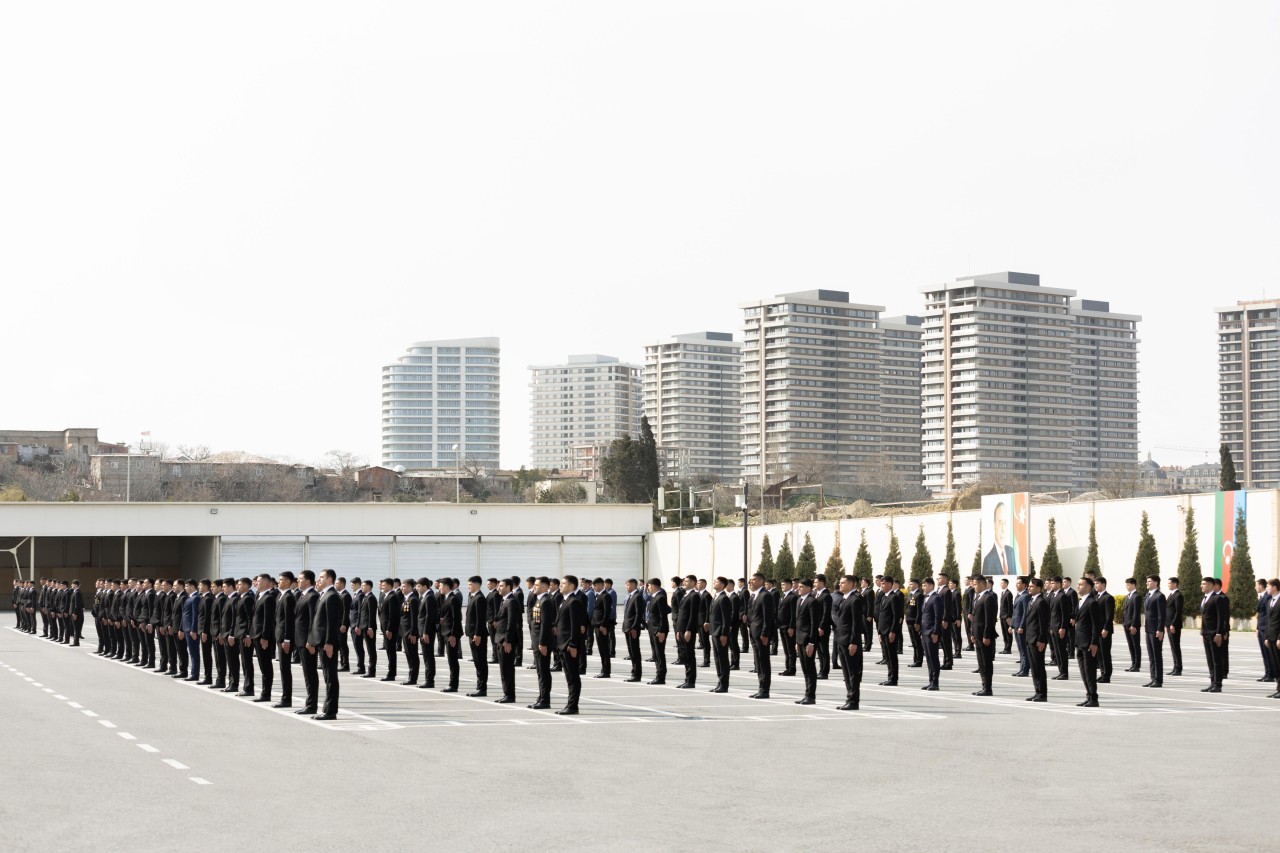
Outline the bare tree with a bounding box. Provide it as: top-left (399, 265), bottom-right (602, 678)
top-left (1097, 462), bottom-right (1143, 500)
top-left (175, 444), bottom-right (213, 461)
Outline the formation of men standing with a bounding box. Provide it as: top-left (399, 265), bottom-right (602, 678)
top-left (16, 568), bottom-right (1280, 715)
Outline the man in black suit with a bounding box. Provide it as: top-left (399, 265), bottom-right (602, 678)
top-left (670, 576), bottom-right (686, 666)
top-left (834, 574), bottom-right (864, 709)
top-left (335, 577), bottom-right (352, 673)
top-left (1143, 574), bottom-right (1167, 688)
top-left (1121, 577), bottom-right (1142, 672)
top-left (776, 579), bottom-right (798, 677)
top-left (358, 579), bottom-right (377, 678)
top-left (439, 578), bottom-right (463, 692)
top-left (1199, 576), bottom-right (1226, 692)
top-left (68, 580), bottom-right (84, 647)
top-left (484, 578), bottom-right (501, 664)
top-left (555, 575), bottom-right (588, 715)
top-left (747, 572), bottom-right (775, 699)
top-left (971, 576), bottom-right (998, 696)
top-left (876, 576), bottom-right (903, 687)
top-left (1073, 577), bottom-right (1103, 707)
top-left (492, 578), bottom-right (522, 703)
top-left (1264, 579), bottom-right (1280, 698)
top-left (941, 575), bottom-right (959, 667)
top-left (250, 574), bottom-right (277, 703)
top-left (220, 580), bottom-right (241, 692)
top-left (398, 579), bottom-right (420, 686)
top-left (920, 576), bottom-right (944, 691)
top-left (294, 570), bottom-right (320, 715)
top-left (310, 569), bottom-right (343, 720)
top-left (696, 579), bottom-right (712, 668)
top-left (378, 578), bottom-right (402, 682)
top-left (234, 578), bottom-right (256, 697)
top-left (1095, 577), bottom-right (1114, 683)
top-left (1165, 577), bottom-right (1184, 676)
top-left (416, 577), bottom-right (438, 689)
top-left (347, 577), bottom-right (364, 674)
top-left (1024, 577), bottom-right (1050, 701)
top-left (962, 577), bottom-right (976, 652)
top-left (1214, 577), bottom-right (1231, 680)
top-left (645, 579), bottom-right (669, 686)
top-left (592, 578), bottom-right (615, 679)
top-left (196, 579), bottom-right (215, 685)
top-left (998, 578), bottom-right (1014, 654)
top-left (675, 575), bottom-right (701, 688)
top-left (273, 571), bottom-right (296, 709)
top-left (1048, 577), bottom-right (1071, 680)
top-left (525, 577), bottom-right (539, 668)
top-left (465, 576), bottom-right (490, 696)
top-left (794, 578), bottom-right (819, 705)
top-left (813, 574), bottom-right (833, 679)
top-left (528, 577), bottom-right (556, 708)
top-left (707, 577), bottom-right (733, 693)
top-left (906, 579), bottom-right (923, 668)
top-left (732, 578), bottom-right (749, 669)
top-left (621, 578), bottom-right (646, 682)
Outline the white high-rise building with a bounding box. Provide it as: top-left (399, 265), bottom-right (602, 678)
top-left (1218, 300), bottom-right (1280, 488)
top-left (529, 354), bottom-right (642, 472)
top-left (643, 331), bottom-right (742, 483)
top-left (740, 290), bottom-right (887, 487)
top-left (920, 272), bottom-right (1139, 495)
top-left (381, 337), bottom-right (500, 472)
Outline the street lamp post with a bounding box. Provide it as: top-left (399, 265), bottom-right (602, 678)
top-left (125, 445), bottom-right (132, 503)
top-left (452, 444), bottom-right (460, 502)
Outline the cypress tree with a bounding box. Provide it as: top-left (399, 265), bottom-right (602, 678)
top-left (758, 534), bottom-right (775, 581)
top-left (940, 519), bottom-right (959, 578)
top-left (1133, 511), bottom-right (1160, 577)
top-left (1041, 518), bottom-right (1063, 578)
top-left (1227, 507), bottom-right (1256, 621)
top-left (972, 542), bottom-right (981, 577)
top-left (775, 534), bottom-right (796, 580)
top-left (1083, 517), bottom-right (1100, 575)
top-left (910, 525), bottom-right (933, 582)
top-left (796, 533), bottom-right (817, 580)
top-left (1176, 507), bottom-right (1202, 618)
top-left (853, 530), bottom-right (873, 580)
top-left (884, 528), bottom-right (903, 583)
top-left (825, 539), bottom-right (845, 577)
top-left (1220, 443), bottom-right (1241, 491)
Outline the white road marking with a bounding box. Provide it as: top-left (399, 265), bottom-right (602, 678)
top-left (67, 701), bottom-right (83, 709)
top-left (137, 744), bottom-right (159, 754)
top-left (189, 777), bottom-right (212, 785)
top-left (118, 733), bottom-right (136, 741)
top-left (23, 677), bottom-right (33, 682)
top-left (82, 710), bottom-right (99, 718)
top-left (54, 694), bottom-right (67, 700)
top-left (32, 682), bottom-right (43, 687)
top-left (162, 759), bottom-right (189, 770)
top-left (42, 688), bottom-right (54, 693)
top-left (98, 720), bottom-right (117, 729)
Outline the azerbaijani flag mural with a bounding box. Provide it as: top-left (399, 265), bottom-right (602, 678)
top-left (1214, 490), bottom-right (1247, 591)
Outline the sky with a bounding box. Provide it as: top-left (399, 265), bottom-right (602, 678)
top-left (3, 2), bottom-right (1277, 471)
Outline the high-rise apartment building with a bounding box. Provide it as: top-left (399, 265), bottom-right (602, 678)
top-left (879, 315), bottom-right (924, 482)
top-left (921, 272), bottom-right (1139, 495)
top-left (381, 337), bottom-right (500, 472)
top-left (529, 354), bottom-right (643, 472)
top-left (740, 290), bottom-right (887, 487)
top-left (643, 331), bottom-right (742, 483)
top-left (1218, 300), bottom-right (1280, 488)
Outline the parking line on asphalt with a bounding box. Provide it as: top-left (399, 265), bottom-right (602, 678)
top-left (162, 758), bottom-right (189, 770)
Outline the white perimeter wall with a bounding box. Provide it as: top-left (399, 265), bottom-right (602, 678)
top-left (649, 491), bottom-right (1279, 583)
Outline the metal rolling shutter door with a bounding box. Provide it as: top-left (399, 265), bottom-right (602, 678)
top-left (396, 539), bottom-right (478, 580)
top-left (307, 538), bottom-right (393, 579)
top-left (561, 537), bottom-right (643, 584)
top-left (220, 537), bottom-right (305, 576)
top-left (478, 539), bottom-right (560, 578)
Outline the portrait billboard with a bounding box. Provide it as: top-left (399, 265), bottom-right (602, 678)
top-left (979, 493), bottom-right (1029, 576)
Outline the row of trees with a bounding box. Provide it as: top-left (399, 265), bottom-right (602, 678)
top-left (747, 507), bottom-right (1259, 622)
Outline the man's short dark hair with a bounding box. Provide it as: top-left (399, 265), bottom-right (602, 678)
top-left (563, 575), bottom-right (579, 588)
top-left (1147, 575), bottom-right (1161, 585)
top-left (300, 570), bottom-right (315, 583)
top-left (279, 571), bottom-right (296, 583)
top-left (469, 575), bottom-right (483, 585)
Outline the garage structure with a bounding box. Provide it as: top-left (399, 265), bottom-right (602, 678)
top-left (0, 503), bottom-right (653, 593)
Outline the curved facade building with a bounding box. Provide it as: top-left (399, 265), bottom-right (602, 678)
top-left (381, 337), bottom-right (500, 472)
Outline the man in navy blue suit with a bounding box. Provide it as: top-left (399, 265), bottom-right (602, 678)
top-left (1011, 576), bottom-right (1030, 677)
top-left (1256, 579), bottom-right (1275, 683)
top-left (920, 576), bottom-right (944, 691)
top-left (181, 580), bottom-right (201, 683)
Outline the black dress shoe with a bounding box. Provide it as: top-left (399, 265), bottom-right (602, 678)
top-left (1078, 699), bottom-right (1099, 707)
top-left (1097, 678), bottom-right (1110, 683)
top-left (779, 670), bottom-right (795, 676)
top-left (837, 702), bottom-right (858, 711)
top-left (972, 690), bottom-right (992, 696)
top-left (876, 659), bottom-right (886, 665)
top-left (709, 687), bottom-right (727, 693)
top-left (1029, 695), bottom-right (1046, 702)
top-left (271, 702), bottom-right (292, 709)
top-left (971, 669), bottom-right (981, 674)
top-left (795, 697), bottom-right (815, 705)
top-left (467, 690), bottom-right (487, 698)
top-left (252, 697), bottom-right (271, 703)
top-left (645, 658), bottom-right (655, 662)
top-left (940, 665), bottom-right (953, 671)
top-left (380, 676), bottom-right (395, 682)
top-left (495, 697), bottom-right (515, 704)
top-left (1268, 692), bottom-right (1280, 699)
top-left (593, 674), bottom-right (610, 679)
top-left (294, 707), bottom-right (317, 715)
top-left (1142, 681), bottom-right (1153, 687)
top-left (399, 680), bottom-right (416, 686)
top-left (816, 674), bottom-right (828, 681)
top-left (221, 686), bottom-right (238, 693)
top-left (1206, 685), bottom-right (1221, 693)
top-left (675, 683), bottom-right (693, 689)
top-left (1013, 672), bottom-right (1029, 677)
top-left (1258, 676), bottom-right (1275, 682)
top-left (360, 673), bottom-right (376, 679)
top-left (1149, 682), bottom-right (1162, 688)
top-left (1053, 674), bottom-right (1069, 681)
top-left (355, 668), bottom-right (365, 675)
top-left (338, 666), bottom-right (349, 673)
top-left (198, 680), bottom-right (213, 686)
top-left (752, 693), bottom-right (770, 699)
top-left (238, 691), bottom-right (254, 697)
top-left (441, 686), bottom-right (457, 693)
top-left (923, 685), bottom-right (939, 691)
top-left (1169, 670), bottom-right (1182, 676)
top-left (625, 677), bottom-right (640, 683)
top-left (314, 713), bottom-right (337, 721)
top-left (647, 679), bottom-right (665, 686)
top-left (527, 702), bottom-right (550, 710)
top-left (908, 663), bottom-right (922, 668)
top-left (555, 707), bottom-right (578, 715)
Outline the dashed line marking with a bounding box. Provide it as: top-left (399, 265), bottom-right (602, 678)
top-left (137, 744), bottom-right (159, 754)
top-left (32, 682), bottom-right (43, 687)
top-left (98, 720), bottom-right (117, 729)
top-left (42, 688), bottom-right (54, 693)
top-left (54, 694), bottom-right (67, 700)
top-left (190, 777), bottom-right (212, 785)
top-left (23, 677), bottom-right (33, 682)
top-left (162, 758), bottom-right (189, 770)
top-left (82, 710), bottom-right (98, 718)
top-left (67, 701), bottom-right (83, 709)
top-left (118, 733), bottom-right (136, 741)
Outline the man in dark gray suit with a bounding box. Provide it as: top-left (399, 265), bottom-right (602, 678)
top-left (1073, 577), bottom-right (1103, 707)
top-left (1143, 574), bottom-right (1167, 688)
top-left (1122, 577), bottom-right (1143, 672)
top-left (1095, 577), bottom-right (1115, 683)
